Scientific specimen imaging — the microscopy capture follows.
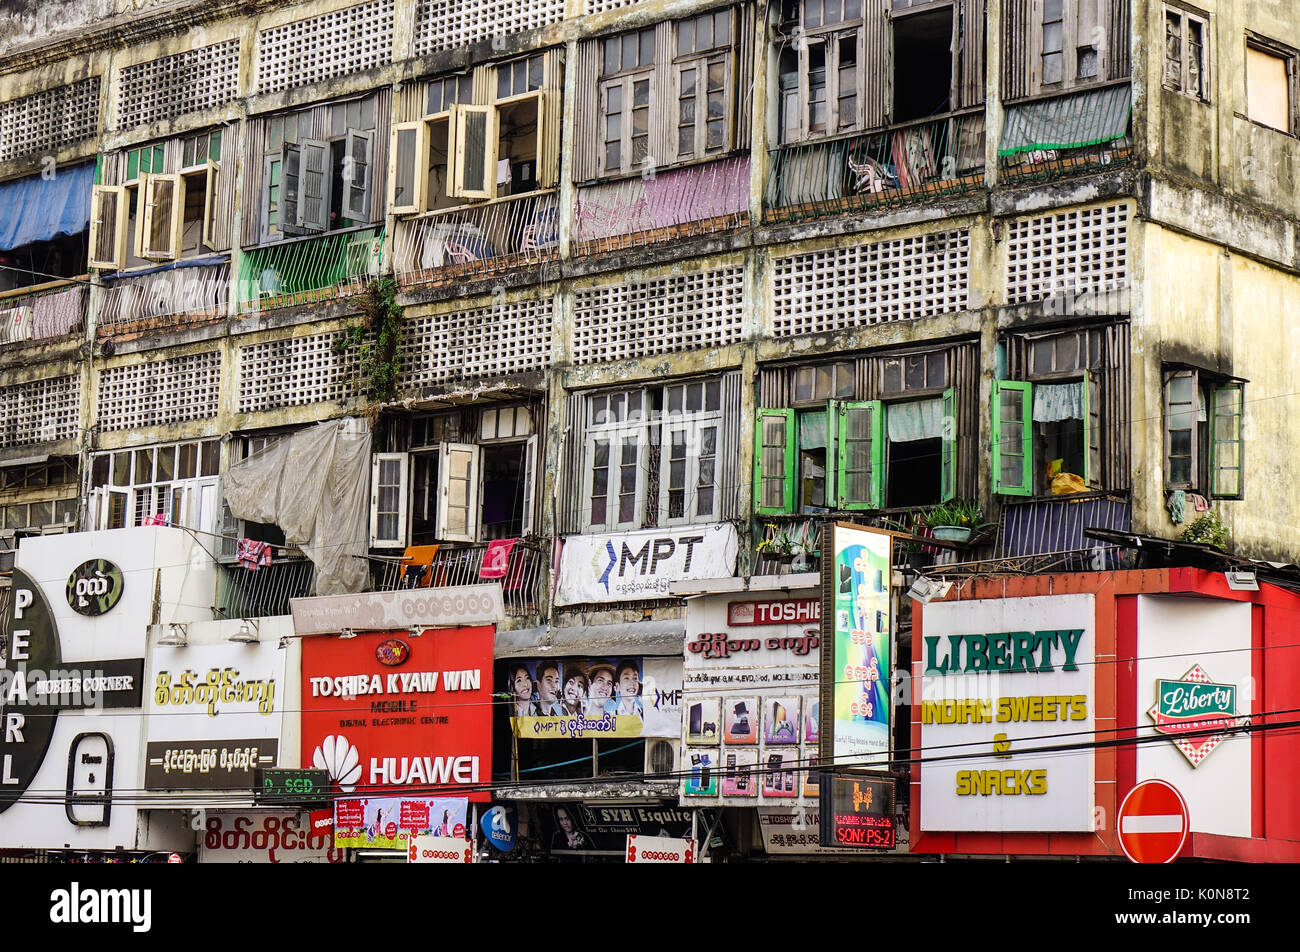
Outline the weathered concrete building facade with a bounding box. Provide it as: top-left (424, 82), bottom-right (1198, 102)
top-left (1, 0), bottom-right (1298, 852)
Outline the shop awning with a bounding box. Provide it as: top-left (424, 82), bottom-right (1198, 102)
top-left (0, 162), bottom-right (94, 252)
top-left (998, 84), bottom-right (1132, 156)
top-left (494, 620), bottom-right (686, 659)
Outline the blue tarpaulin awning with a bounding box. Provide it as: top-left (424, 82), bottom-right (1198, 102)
top-left (0, 162), bottom-right (94, 252)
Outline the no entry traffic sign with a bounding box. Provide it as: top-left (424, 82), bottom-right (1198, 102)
top-left (1118, 779), bottom-right (1189, 863)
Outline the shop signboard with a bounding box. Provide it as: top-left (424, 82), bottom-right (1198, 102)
top-left (333, 795), bottom-right (468, 850)
top-left (822, 523), bottom-right (893, 770)
top-left (554, 523), bottom-right (738, 606)
top-left (626, 834), bottom-right (694, 863)
top-left (290, 585), bottom-right (503, 635)
top-left (502, 656), bottom-right (681, 739)
top-left (198, 811), bottom-right (346, 863)
top-left (918, 593), bottom-right (1096, 832)
top-left (302, 627), bottom-right (493, 801)
top-left (682, 591), bottom-right (822, 806)
top-left (543, 803), bottom-right (700, 854)
top-left (820, 774), bottom-right (897, 849)
top-left (408, 834), bottom-right (473, 863)
top-left (145, 641), bottom-right (287, 790)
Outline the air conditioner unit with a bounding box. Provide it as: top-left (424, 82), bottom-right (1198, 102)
top-left (644, 739), bottom-right (679, 779)
top-left (0, 305), bottom-right (34, 343)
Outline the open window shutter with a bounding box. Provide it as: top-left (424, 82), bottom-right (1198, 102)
top-left (142, 174), bottom-right (184, 260)
top-left (521, 434), bottom-right (538, 536)
top-left (940, 387), bottom-right (957, 502)
top-left (437, 443), bottom-right (481, 542)
top-left (88, 185), bottom-right (127, 270)
top-left (1084, 371), bottom-right (1101, 488)
top-left (370, 452), bottom-right (409, 549)
top-left (754, 409), bottom-right (796, 514)
top-left (298, 138), bottom-right (330, 232)
top-left (279, 142), bottom-right (304, 236)
top-left (837, 400), bottom-right (883, 510)
top-left (1163, 370), bottom-right (1198, 490)
top-left (201, 160), bottom-right (221, 251)
top-left (530, 90), bottom-right (548, 186)
top-left (343, 129), bottom-right (373, 223)
top-left (452, 104), bottom-right (499, 200)
top-left (1210, 384), bottom-right (1244, 498)
top-left (390, 121), bottom-right (427, 214)
top-left (825, 400), bottom-right (840, 508)
top-left (992, 380), bottom-right (1033, 496)
top-left (132, 178), bottom-right (146, 260)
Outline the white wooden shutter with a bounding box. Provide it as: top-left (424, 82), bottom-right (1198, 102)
top-left (89, 185), bottom-right (128, 270)
top-left (390, 121), bottom-right (427, 214)
top-left (370, 453), bottom-right (410, 548)
top-left (201, 160), bottom-right (221, 251)
top-left (343, 128), bottom-right (373, 222)
top-left (279, 142), bottom-right (304, 235)
top-left (298, 138), bottom-right (331, 232)
top-left (452, 104), bottom-right (498, 200)
top-left (142, 173), bottom-right (185, 260)
top-left (437, 443), bottom-right (480, 542)
top-left (520, 434), bottom-right (538, 536)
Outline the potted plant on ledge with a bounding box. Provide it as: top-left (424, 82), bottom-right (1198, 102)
top-left (923, 498), bottom-right (989, 545)
top-left (756, 524), bottom-right (811, 573)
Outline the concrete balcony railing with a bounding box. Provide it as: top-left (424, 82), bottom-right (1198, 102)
top-left (368, 541), bottom-right (545, 617)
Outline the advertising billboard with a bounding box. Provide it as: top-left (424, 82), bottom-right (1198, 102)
top-left (821, 523), bottom-right (893, 770)
top-left (301, 626), bottom-right (493, 802)
top-left (502, 657), bottom-right (681, 739)
top-left (554, 523), bottom-right (738, 605)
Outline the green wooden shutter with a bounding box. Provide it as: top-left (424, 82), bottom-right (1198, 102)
top-left (755, 409), bottom-right (796, 514)
top-left (836, 400), bottom-right (883, 510)
top-left (992, 381), bottom-right (1033, 496)
top-left (940, 387), bottom-right (956, 502)
top-left (825, 400), bottom-right (839, 508)
top-left (1210, 384), bottom-right (1244, 498)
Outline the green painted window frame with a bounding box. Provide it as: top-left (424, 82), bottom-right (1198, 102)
top-left (836, 399), bottom-right (883, 510)
top-left (1210, 383), bottom-right (1244, 499)
top-left (992, 380), bottom-right (1033, 496)
top-left (754, 408), bottom-right (796, 514)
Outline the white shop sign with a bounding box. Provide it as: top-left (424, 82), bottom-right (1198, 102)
top-left (555, 523), bottom-right (738, 606)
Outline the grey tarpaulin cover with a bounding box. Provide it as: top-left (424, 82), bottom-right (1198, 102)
top-left (222, 418), bottom-right (371, 595)
top-left (998, 84), bottom-right (1132, 155)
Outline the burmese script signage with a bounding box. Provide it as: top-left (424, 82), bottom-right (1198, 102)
top-left (290, 585), bottom-right (504, 636)
top-left (144, 739), bottom-right (278, 790)
top-left (919, 593), bottom-right (1096, 832)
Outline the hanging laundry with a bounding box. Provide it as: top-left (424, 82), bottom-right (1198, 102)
top-left (142, 513), bottom-right (168, 526)
top-left (1166, 490), bottom-right (1187, 523)
top-left (480, 538), bottom-right (517, 579)
top-left (236, 539), bottom-right (273, 571)
top-left (1188, 493), bottom-right (1210, 512)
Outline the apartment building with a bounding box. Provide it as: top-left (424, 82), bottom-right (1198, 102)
top-left (1, 0), bottom-right (1298, 859)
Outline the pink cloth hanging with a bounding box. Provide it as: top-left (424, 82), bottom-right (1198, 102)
top-left (480, 538), bottom-right (517, 579)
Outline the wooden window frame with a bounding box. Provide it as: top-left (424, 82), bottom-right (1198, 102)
top-left (140, 173), bottom-right (185, 261)
top-left (600, 71), bottom-right (654, 176)
top-left (1029, 0), bottom-right (1112, 95)
top-left (88, 185), bottom-right (128, 270)
top-left (1163, 368), bottom-right (1245, 498)
top-left (1163, 5), bottom-right (1210, 101)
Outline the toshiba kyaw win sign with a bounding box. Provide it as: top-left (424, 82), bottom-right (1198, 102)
top-left (301, 628), bottom-right (492, 802)
top-left (918, 593), bottom-right (1096, 832)
top-left (554, 523), bottom-right (738, 606)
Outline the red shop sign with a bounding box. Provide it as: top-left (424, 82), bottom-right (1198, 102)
top-left (301, 627), bottom-right (494, 802)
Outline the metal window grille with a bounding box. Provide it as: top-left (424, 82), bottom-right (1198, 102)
top-left (0, 374), bottom-right (81, 447)
top-left (96, 351), bottom-right (221, 431)
top-left (0, 77), bottom-right (100, 162)
top-left (772, 229), bottom-right (970, 337)
top-left (257, 0), bottom-right (394, 94)
top-left (412, 0), bottom-right (564, 58)
top-left (401, 298), bottom-right (553, 387)
top-left (237, 332), bottom-right (359, 413)
top-left (118, 40), bottom-right (240, 128)
top-left (1005, 203), bottom-right (1129, 304)
top-left (99, 264), bottom-right (230, 326)
top-left (572, 264), bottom-right (744, 366)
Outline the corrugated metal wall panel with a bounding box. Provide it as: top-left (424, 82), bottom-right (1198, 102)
top-left (864, 0), bottom-right (887, 127)
top-left (370, 87), bottom-right (391, 224)
top-left (214, 120), bottom-right (238, 252)
top-left (573, 38), bottom-right (600, 183)
top-left (953, 340), bottom-right (979, 498)
top-left (958, 0), bottom-right (986, 109)
top-left (996, 496), bottom-right (1132, 560)
top-left (652, 20), bottom-right (674, 171)
top-left (542, 47), bottom-right (565, 188)
top-left (1002, 0), bottom-right (1029, 101)
top-left (473, 65), bottom-right (493, 107)
top-left (734, 3), bottom-right (754, 148)
top-left (1110, 0), bottom-right (1130, 80)
top-left (558, 390), bottom-right (588, 534)
top-left (721, 368), bottom-right (743, 519)
top-left (397, 80), bottom-right (427, 123)
top-left (241, 117), bottom-right (266, 248)
top-left (1104, 322), bottom-right (1131, 491)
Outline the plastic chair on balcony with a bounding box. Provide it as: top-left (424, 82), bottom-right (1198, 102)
top-left (398, 544), bottom-right (440, 589)
top-left (520, 206), bottom-right (559, 253)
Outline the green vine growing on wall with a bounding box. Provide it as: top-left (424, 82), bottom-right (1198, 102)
top-left (335, 276), bottom-right (403, 403)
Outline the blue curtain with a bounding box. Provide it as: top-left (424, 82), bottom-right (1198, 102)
top-left (0, 162), bottom-right (94, 252)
